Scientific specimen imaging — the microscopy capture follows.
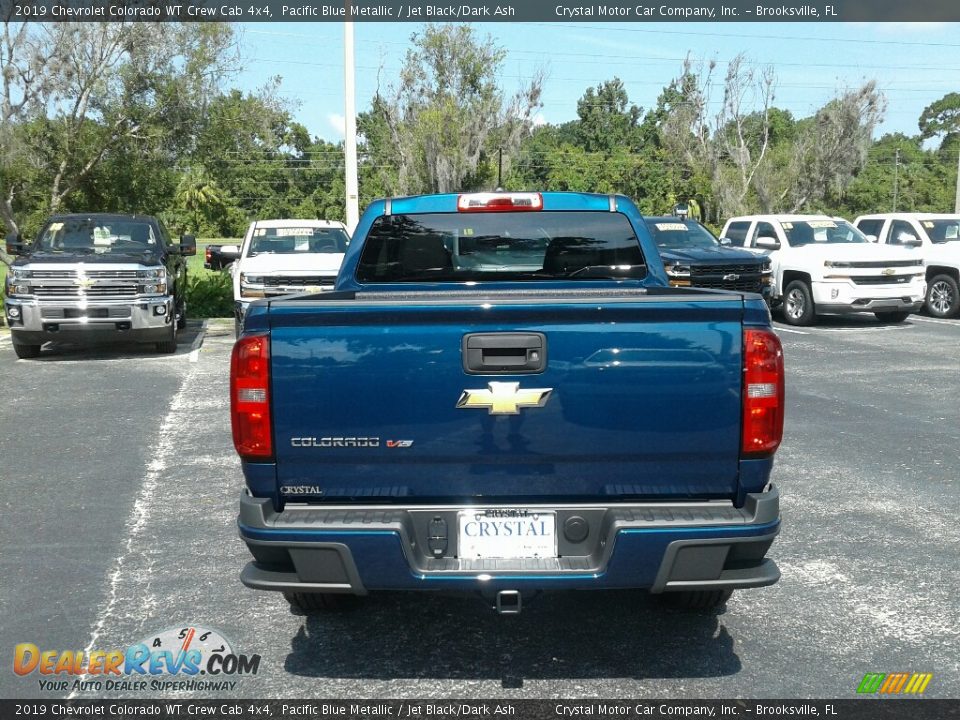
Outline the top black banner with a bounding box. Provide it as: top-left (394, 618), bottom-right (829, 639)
top-left (2, 0), bottom-right (960, 22)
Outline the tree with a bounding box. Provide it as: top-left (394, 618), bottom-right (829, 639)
top-left (0, 21), bottom-right (235, 247)
top-left (366, 24), bottom-right (543, 195)
top-left (918, 92), bottom-right (960, 212)
top-left (575, 78), bottom-right (641, 153)
top-left (780, 83), bottom-right (886, 212)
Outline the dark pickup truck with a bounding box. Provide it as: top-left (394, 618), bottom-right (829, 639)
top-left (645, 216), bottom-right (772, 297)
top-left (232, 192), bottom-right (785, 614)
top-left (4, 213), bottom-right (195, 358)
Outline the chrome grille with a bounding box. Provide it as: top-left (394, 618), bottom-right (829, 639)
top-left (263, 275), bottom-right (336, 287)
top-left (33, 285), bottom-right (138, 297)
top-left (853, 275), bottom-right (913, 285)
top-left (846, 260), bottom-right (921, 269)
top-left (691, 264), bottom-right (763, 275)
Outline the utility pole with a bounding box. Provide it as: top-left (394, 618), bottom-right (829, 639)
top-left (343, 15), bottom-right (359, 233)
top-left (497, 148), bottom-right (503, 189)
top-left (892, 148), bottom-right (900, 212)
top-left (955, 148), bottom-right (960, 213)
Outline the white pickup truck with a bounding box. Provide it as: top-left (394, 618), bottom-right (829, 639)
top-left (232, 219), bottom-right (350, 336)
top-left (721, 215), bottom-right (926, 326)
top-left (853, 213), bottom-right (960, 318)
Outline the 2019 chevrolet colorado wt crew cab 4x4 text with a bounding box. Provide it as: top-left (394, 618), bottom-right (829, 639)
top-left (4, 214), bottom-right (195, 358)
top-left (232, 192), bottom-right (785, 614)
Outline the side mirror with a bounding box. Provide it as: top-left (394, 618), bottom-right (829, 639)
top-left (5, 232), bottom-right (24, 256)
top-left (179, 234), bottom-right (197, 256)
top-left (719, 237), bottom-right (733, 247)
top-left (220, 244), bottom-right (240, 259)
top-left (755, 236), bottom-right (781, 251)
top-left (895, 232), bottom-right (921, 247)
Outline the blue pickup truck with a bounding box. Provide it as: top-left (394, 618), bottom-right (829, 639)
top-left (232, 192), bottom-right (785, 614)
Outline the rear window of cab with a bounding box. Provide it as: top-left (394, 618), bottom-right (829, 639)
top-left (356, 211), bottom-right (647, 283)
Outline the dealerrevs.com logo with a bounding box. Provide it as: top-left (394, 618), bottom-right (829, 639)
top-left (14, 625), bottom-right (261, 693)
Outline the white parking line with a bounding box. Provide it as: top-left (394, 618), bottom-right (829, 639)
top-left (911, 316), bottom-right (960, 327)
top-left (68, 362), bottom-right (199, 700)
top-left (773, 325), bottom-right (809, 335)
top-left (189, 319), bottom-right (209, 363)
top-left (811, 324), bottom-right (914, 333)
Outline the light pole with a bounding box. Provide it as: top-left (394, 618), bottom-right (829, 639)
top-left (343, 16), bottom-right (359, 232)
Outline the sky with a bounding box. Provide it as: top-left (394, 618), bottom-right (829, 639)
top-left (230, 21), bottom-right (960, 144)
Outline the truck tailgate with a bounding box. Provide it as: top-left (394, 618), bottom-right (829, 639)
top-left (268, 290), bottom-right (744, 502)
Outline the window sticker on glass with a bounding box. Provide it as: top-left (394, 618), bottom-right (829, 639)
top-left (946, 226), bottom-right (959, 240)
top-left (782, 222), bottom-right (793, 229)
top-left (923, 221), bottom-right (934, 228)
top-left (282, 228), bottom-right (314, 236)
top-left (93, 227), bottom-right (112, 245)
top-left (807, 220), bottom-right (837, 228)
top-left (463, 228), bottom-right (474, 236)
top-left (254, 228), bottom-right (266, 237)
top-left (49, 222), bottom-right (64, 233)
top-left (655, 223), bottom-right (688, 231)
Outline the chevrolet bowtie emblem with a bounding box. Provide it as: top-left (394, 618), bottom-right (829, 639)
top-left (77, 277), bottom-right (95, 288)
top-left (881, 268), bottom-right (895, 276)
top-left (456, 382), bottom-right (553, 415)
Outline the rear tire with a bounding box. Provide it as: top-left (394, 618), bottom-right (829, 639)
top-left (155, 322), bottom-right (178, 354)
top-left (874, 311), bottom-right (910, 323)
top-left (782, 280), bottom-right (815, 326)
top-left (284, 592), bottom-right (361, 614)
top-left (662, 589), bottom-right (733, 610)
top-left (176, 298), bottom-right (187, 331)
top-left (12, 341), bottom-right (42, 359)
top-left (926, 274), bottom-right (960, 318)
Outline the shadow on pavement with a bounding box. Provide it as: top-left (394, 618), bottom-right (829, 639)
top-left (16, 320), bottom-right (206, 362)
top-left (284, 590), bottom-right (741, 686)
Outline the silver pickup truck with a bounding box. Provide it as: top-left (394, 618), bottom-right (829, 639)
top-left (4, 213), bottom-right (195, 359)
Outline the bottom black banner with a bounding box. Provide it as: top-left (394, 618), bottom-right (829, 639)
top-left (1, 700), bottom-right (958, 720)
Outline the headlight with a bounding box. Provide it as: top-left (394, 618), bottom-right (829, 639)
top-left (138, 267), bottom-right (166, 280)
top-left (824, 261), bottom-right (851, 268)
top-left (240, 274), bottom-right (265, 299)
top-left (761, 261), bottom-right (772, 273)
top-left (10, 268), bottom-right (32, 280)
top-left (664, 263), bottom-right (691, 278)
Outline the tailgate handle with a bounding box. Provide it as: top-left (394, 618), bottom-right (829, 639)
top-left (463, 333), bottom-right (546, 374)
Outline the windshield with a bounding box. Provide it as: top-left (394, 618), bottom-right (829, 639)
top-left (784, 219), bottom-right (868, 247)
top-left (645, 219), bottom-right (719, 250)
top-left (34, 219), bottom-right (160, 255)
top-left (248, 226), bottom-right (349, 256)
top-left (920, 218), bottom-right (960, 243)
top-left (357, 211), bottom-right (646, 282)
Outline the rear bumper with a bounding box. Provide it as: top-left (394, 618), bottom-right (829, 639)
top-left (238, 485), bottom-right (781, 595)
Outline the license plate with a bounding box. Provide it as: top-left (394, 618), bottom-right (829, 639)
top-left (457, 510), bottom-right (557, 559)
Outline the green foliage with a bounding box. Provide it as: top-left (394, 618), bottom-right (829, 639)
top-left (919, 92), bottom-right (960, 141)
top-left (185, 272), bottom-right (234, 318)
top-left (361, 24), bottom-right (542, 195)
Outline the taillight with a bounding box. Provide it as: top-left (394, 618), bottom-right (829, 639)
top-left (457, 192), bottom-right (543, 212)
top-left (205, 247), bottom-right (211, 262)
top-left (741, 328), bottom-right (785, 458)
top-left (231, 333), bottom-right (272, 460)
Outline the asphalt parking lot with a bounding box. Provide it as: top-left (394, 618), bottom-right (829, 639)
top-left (1, 313), bottom-right (958, 699)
